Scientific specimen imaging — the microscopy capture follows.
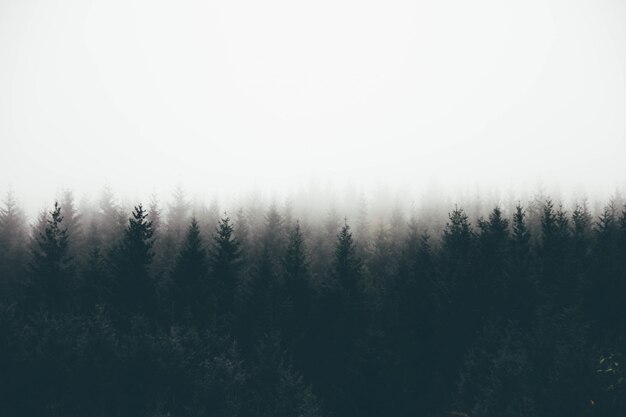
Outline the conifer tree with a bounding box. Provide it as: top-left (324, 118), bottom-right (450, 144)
top-left (572, 201), bottom-right (592, 261)
top-left (109, 204), bottom-right (155, 320)
top-left (0, 191), bottom-right (28, 295)
top-left (29, 202), bottom-right (73, 312)
top-left (509, 204), bottom-right (535, 326)
top-left (282, 222), bottom-right (311, 343)
top-left (170, 218), bottom-right (209, 326)
top-left (511, 204), bottom-right (531, 263)
top-left (60, 190), bottom-right (82, 259)
top-left (332, 220), bottom-right (363, 297)
top-left (97, 186), bottom-right (125, 249)
top-left (209, 215), bottom-right (242, 320)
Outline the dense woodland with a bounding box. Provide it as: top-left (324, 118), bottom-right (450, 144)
top-left (1, 187), bottom-right (626, 417)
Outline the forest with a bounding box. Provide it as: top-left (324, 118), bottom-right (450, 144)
top-left (0, 187), bottom-right (625, 417)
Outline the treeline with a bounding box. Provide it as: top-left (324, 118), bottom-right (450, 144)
top-left (1, 188), bottom-right (626, 417)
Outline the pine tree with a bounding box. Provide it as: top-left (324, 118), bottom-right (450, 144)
top-left (437, 206), bottom-right (479, 400)
top-left (97, 186), bottom-right (125, 251)
top-left (315, 220), bottom-right (365, 416)
top-left (109, 204), bottom-right (155, 321)
top-left (332, 220), bottom-right (363, 297)
top-left (60, 190), bottom-right (82, 259)
top-left (29, 202), bottom-right (73, 313)
top-left (0, 191), bottom-right (28, 296)
top-left (511, 204), bottom-right (531, 264)
top-left (282, 222), bottom-right (311, 344)
top-left (442, 205), bottom-right (474, 261)
top-left (539, 200), bottom-right (572, 304)
top-left (261, 203), bottom-right (286, 262)
top-left (572, 201), bottom-right (592, 261)
top-left (477, 206), bottom-right (510, 318)
top-left (509, 204), bottom-right (535, 327)
top-left (148, 194), bottom-right (162, 236)
top-left (209, 215), bottom-right (242, 320)
top-left (170, 218), bottom-right (210, 326)
top-left (167, 185), bottom-right (191, 245)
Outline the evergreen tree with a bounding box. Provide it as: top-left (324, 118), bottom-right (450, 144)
top-left (509, 204), bottom-right (535, 327)
top-left (539, 200), bottom-right (572, 305)
top-left (382, 220), bottom-right (435, 416)
top-left (108, 204), bottom-right (155, 321)
top-left (314, 220), bottom-right (365, 416)
top-left (209, 215), bottom-right (242, 321)
top-left (170, 218), bottom-right (210, 326)
top-left (166, 184), bottom-right (191, 245)
top-left (436, 206), bottom-right (479, 403)
top-left (28, 202), bottom-right (73, 313)
top-left (511, 204), bottom-right (531, 265)
top-left (282, 221), bottom-right (311, 352)
top-left (60, 190), bottom-right (82, 260)
top-left (332, 220), bottom-right (363, 296)
top-left (476, 206), bottom-right (510, 319)
top-left (572, 201), bottom-right (593, 262)
top-left (0, 191), bottom-right (28, 296)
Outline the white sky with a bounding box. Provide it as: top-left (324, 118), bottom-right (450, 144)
top-left (1, 0), bottom-right (626, 210)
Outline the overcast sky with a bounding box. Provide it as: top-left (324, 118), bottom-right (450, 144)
top-left (1, 0), bottom-right (625, 209)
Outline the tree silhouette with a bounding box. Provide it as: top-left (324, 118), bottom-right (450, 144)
top-left (0, 191), bottom-right (28, 296)
top-left (108, 204), bottom-right (155, 321)
top-left (28, 202), bottom-right (73, 313)
top-left (170, 218), bottom-right (209, 326)
top-left (209, 215), bottom-right (242, 322)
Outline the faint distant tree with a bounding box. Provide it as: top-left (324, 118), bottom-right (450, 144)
top-left (167, 185), bottom-right (191, 245)
top-left (97, 186), bottom-right (125, 250)
top-left (235, 207), bottom-right (251, 256)
top-left (198, 198), bottom-right (220, 244)
top-left (283, 196), bottom-right (295, 231)
top-left (60, 190), bottom-right (82, 259)
top-left (28, 202), bottom-right (73, 313)
top-left (620, 204), bottom-right (626, 248)
top-left (261, 203), bottom-right (287, 262)
top-left (148, 194), bottom-right (162, 236)
top-left (354, 193), bottom-right (371, 257)
top-left (0, 191), bottom-right (28, 295)
top-left (388, 202), bottom-right (405, 253)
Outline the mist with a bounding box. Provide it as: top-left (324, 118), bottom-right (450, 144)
top-left (2, 0), bottom-right (626, 213)
top-left (2, 1), bottom-right (626, 416)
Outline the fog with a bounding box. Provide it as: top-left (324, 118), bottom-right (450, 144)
top-left (1, 0), bottom-right (626, 213)
top-left (4, 3), bottom-right (626, 415)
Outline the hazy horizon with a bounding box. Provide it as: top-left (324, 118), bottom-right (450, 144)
top-left (2, 0), bottom-right (626, 212)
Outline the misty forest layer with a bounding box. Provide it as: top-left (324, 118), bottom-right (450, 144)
top-left (1, 189), bottom-right (626, 417)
